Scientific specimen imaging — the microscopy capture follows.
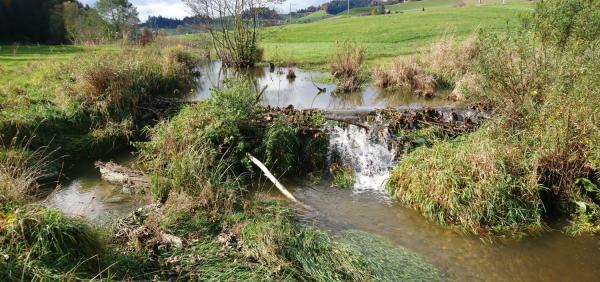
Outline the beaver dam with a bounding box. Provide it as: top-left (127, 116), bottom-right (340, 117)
top-left (42, 64), bottom-right (600, 281)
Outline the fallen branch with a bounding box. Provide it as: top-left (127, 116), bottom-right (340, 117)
top-left (246, 153), bottom-right (312, 210)
top-left (95, 161), bottom-right (150, 189)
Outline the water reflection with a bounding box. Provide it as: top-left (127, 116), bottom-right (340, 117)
top-left (193, 61), bottom-right (455, 110)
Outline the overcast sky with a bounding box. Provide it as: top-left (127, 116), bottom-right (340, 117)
top-left (80, 0), bottom-right (328, 21)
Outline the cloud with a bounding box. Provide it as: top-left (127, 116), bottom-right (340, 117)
top-left (79, 0), bottom-right (329, 21)
top-left (79, 0), bottom-right (192, 21)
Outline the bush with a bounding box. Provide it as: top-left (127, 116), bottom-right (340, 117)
top-left (329, 41), bottom-right (368, 94)
top-left (389, 0), bottom-right (600, 234)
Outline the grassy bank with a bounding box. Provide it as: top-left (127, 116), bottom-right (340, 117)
top-left (262, 2), bottom-right (532, 66)
top-left (386, 0), bottom-right (600, 235)
top-left (0, 44), bottom-right (200, 166)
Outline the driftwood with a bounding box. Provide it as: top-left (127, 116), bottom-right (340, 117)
top-left (246, 153), bottom-right (312, 210)
top-left (95, 161), bottom-right (150, 189)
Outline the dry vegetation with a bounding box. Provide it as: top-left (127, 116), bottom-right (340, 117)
top-left (372, 57), bottom-right (437, 97)
top-left (329, 41), bottom-right (368, 94)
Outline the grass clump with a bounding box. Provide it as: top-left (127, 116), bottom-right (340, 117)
top-left (0, 144), bottom-right (55, 203)
top-left (387, 126), bottom-right (543, 235)
top-left (0, 205), bottom-right (106, 281)
top-left (330, 163), bottom-right (355, 189)
top-left (240, 202), bottom-right (372, 281)
top-left (329, 41), bottom-right (368, 94)
top-left (372, 57), bottom-right (437, 97)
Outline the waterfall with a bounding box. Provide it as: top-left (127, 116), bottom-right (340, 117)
top-left (327, 123), bottom-right (397, 192)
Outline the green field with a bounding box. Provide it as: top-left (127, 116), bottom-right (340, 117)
top-left (293, 10), bottom-right (334, 24)
top-left (262, 1), bottom-right (534, 66)
top-left (0, 44), bottom-right (119, 84)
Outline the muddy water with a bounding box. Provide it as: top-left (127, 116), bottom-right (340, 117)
top-left (192, 61), bottom-right (454, 109)
top-left (44, 154), bottom-right (146, 223)
top-left (280, 185), bottom-right (600, 282)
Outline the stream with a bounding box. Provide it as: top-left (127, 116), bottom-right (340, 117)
top-left (44, 64), bottom-right (600, 281)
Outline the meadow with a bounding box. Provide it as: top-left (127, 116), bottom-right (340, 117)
top-left (262, 0), bottom-right (534, 66)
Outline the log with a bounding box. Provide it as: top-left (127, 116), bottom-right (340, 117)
top-left (95, 161), bottom-right (150, 189)
top-left (246, 153), bottom-right (312, 210)
top-left (324, 116), bottom-right (370, 131)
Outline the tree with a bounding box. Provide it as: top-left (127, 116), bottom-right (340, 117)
top-left (184, 0), bottom-right (282, 67)
top-left (63, 1), bottom-right (110, 43)
top-left (96, 0), bottom-right (139, 39)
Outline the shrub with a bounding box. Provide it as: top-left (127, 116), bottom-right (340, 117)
top-left (427, 35), bottom-right (479, 85)
top-left (372, 57), bottom-right (436, 97)
top-left (329, 41), bottom-right (368, 94)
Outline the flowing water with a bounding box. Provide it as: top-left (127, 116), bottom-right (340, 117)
top-left (45, 63), bottom-right (600, 281)
top-left (281, 123), bottom-right (600, 281)
top-left (327, 124), bottom-right (396, 192)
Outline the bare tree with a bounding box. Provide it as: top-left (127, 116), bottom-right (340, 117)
top-left (184, 0), bottom-right (281, 67)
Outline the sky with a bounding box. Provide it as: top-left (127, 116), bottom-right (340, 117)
top-left (80, 0), bottom-right (329, 21)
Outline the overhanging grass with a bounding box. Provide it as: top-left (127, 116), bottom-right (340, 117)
top-left (387, 125), bottom-right (543, 235)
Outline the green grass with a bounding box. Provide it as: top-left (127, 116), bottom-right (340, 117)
top-left (0, 44), bottom-right (118, 83)
top-left (261, 3), bottom-right (532, 66)
top-left (293, 10), bottom-right (334, 24)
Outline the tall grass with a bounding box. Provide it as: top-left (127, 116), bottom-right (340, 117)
top-left (0, 142), bottom-right (55, 203)
top-left (372, 57), bottom-right (437, 97)
top-left (0, 46), bottom-right (200, 161)
top-left (0, 206), bottom-right (106, 281)
top-left (329, 41), bottom-right (368, 94)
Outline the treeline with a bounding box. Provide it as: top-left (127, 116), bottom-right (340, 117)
top-left (142, 7), bottom-right (281, 30)
top-left (0, 0), bottom-right (74, 43)
top-left (142, 15), bottom-right (211, 29)
top-left (322, 0), bottom-right (370, 15)
top-left (0, 0), bottom-right (138, 44)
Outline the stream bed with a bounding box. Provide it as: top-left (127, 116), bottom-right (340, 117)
top-left (45, 64), bottom-right (600, 281)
